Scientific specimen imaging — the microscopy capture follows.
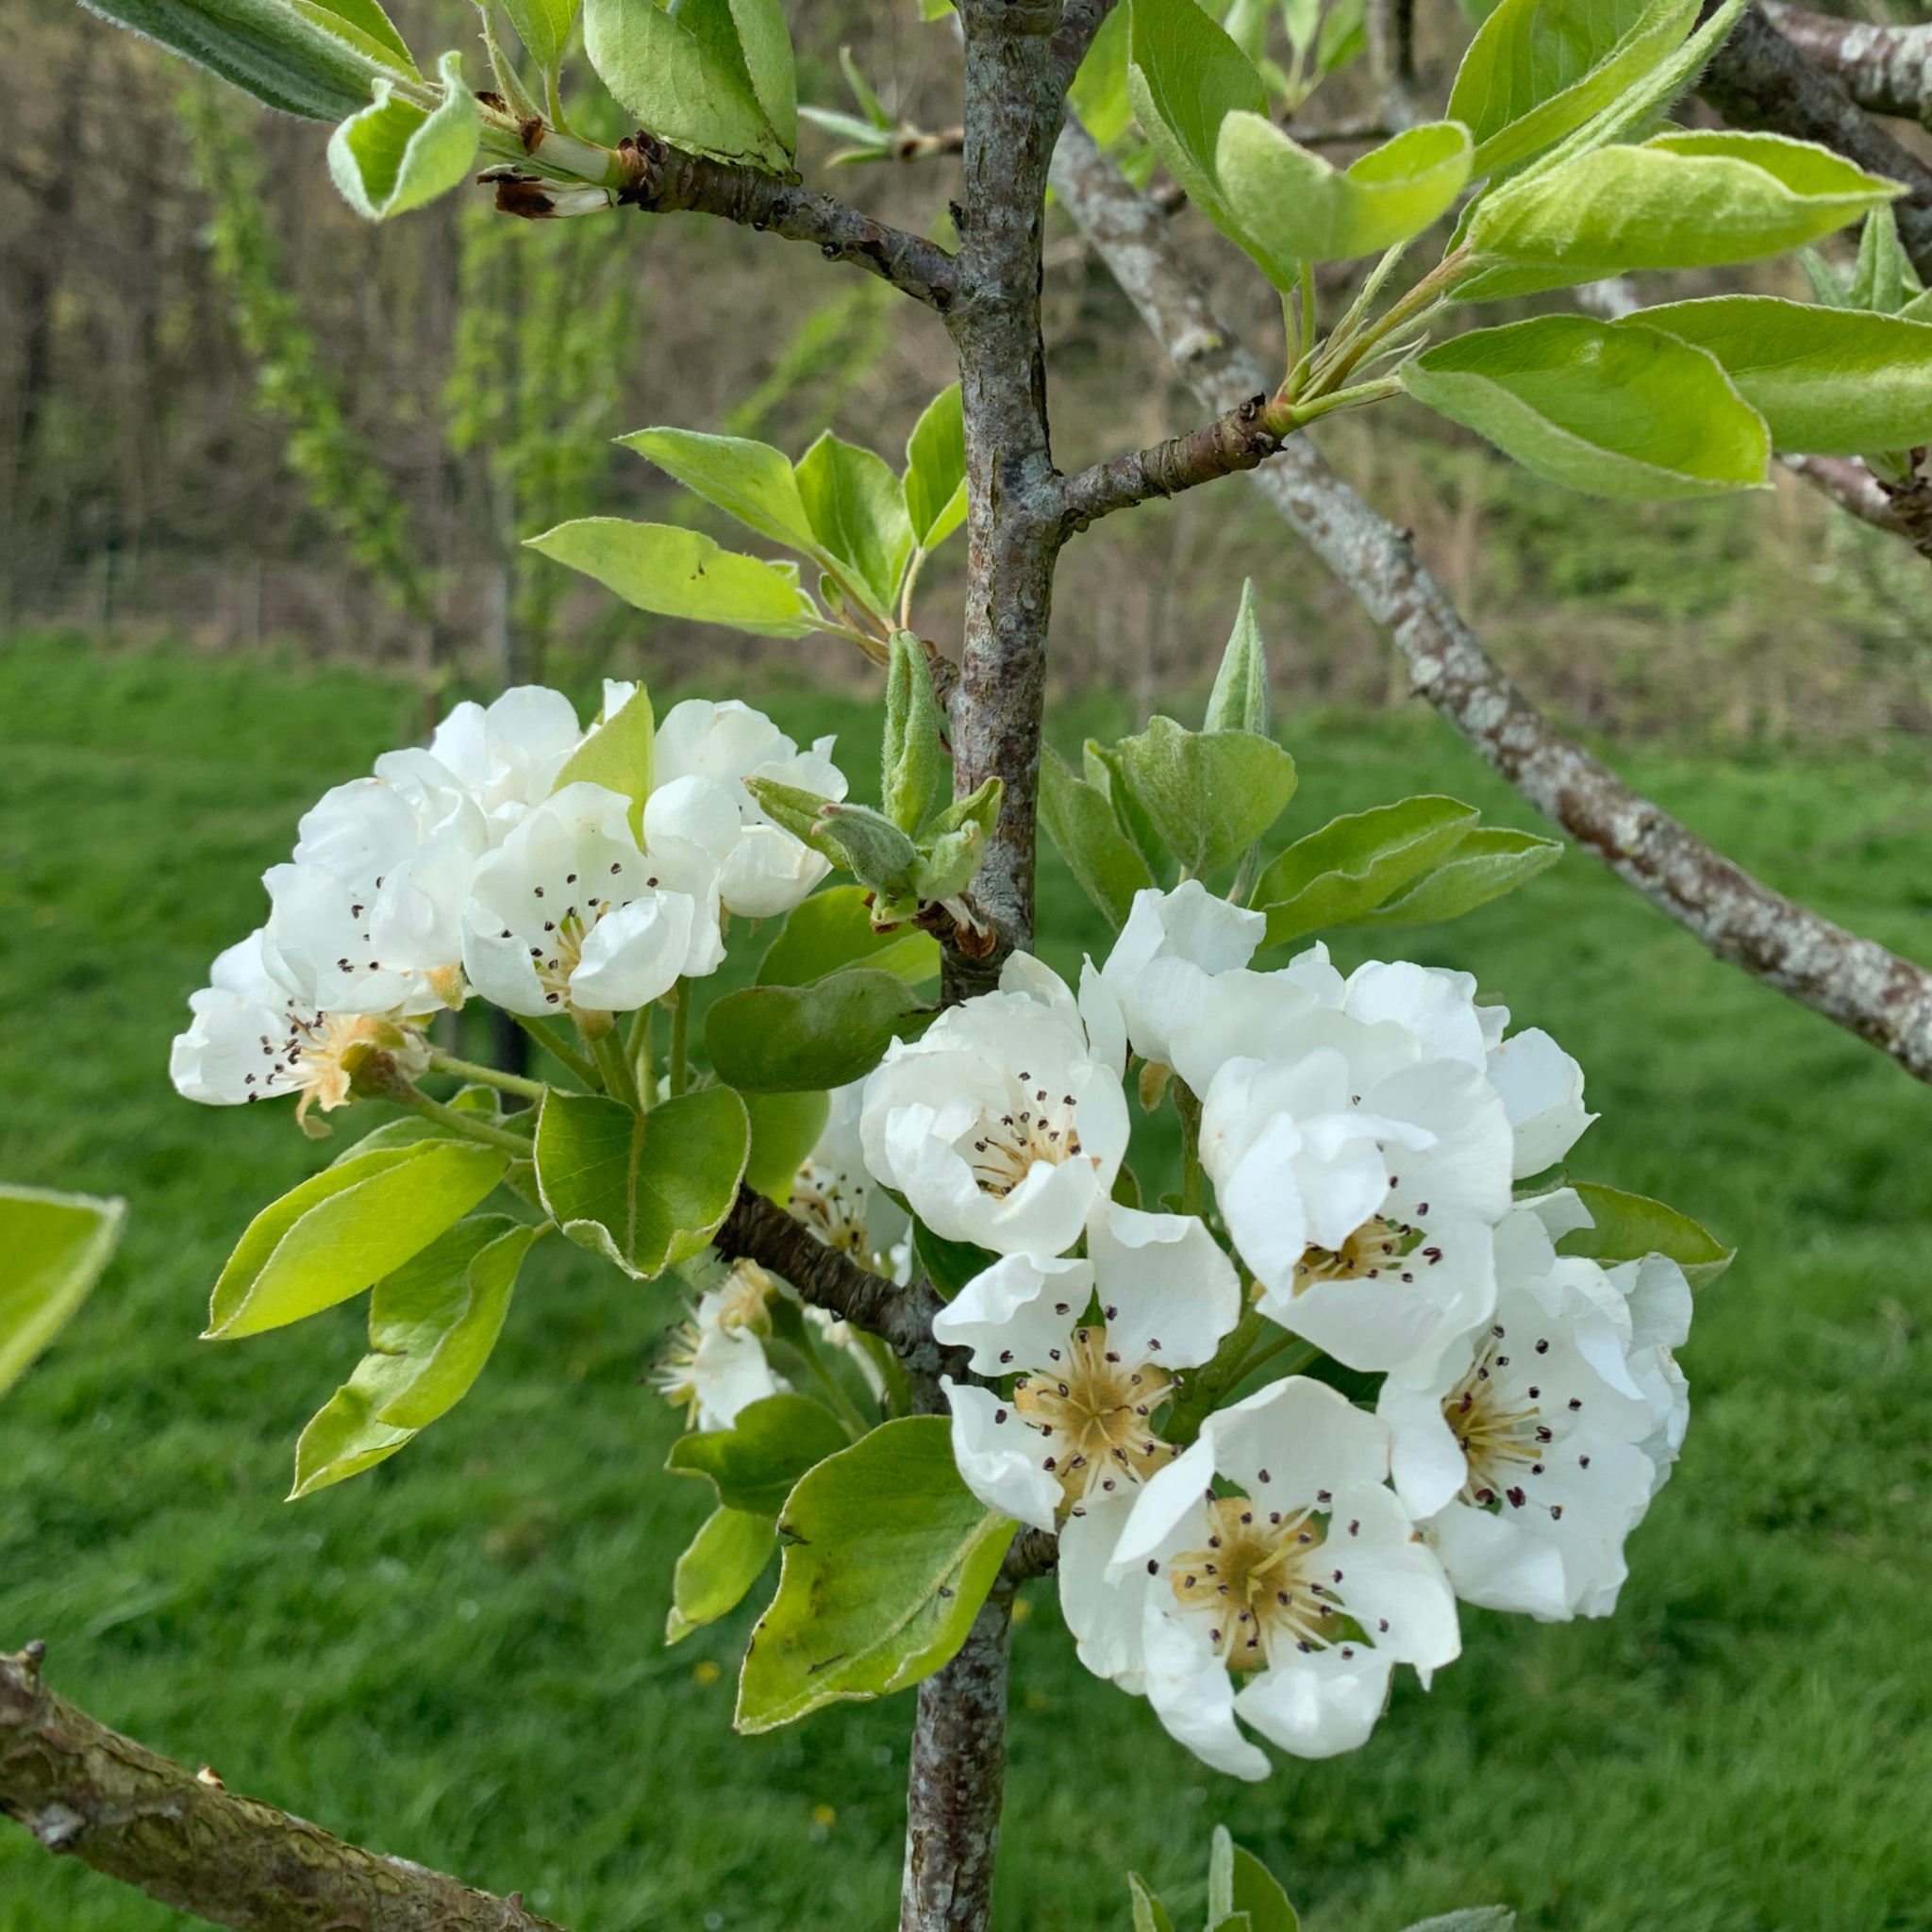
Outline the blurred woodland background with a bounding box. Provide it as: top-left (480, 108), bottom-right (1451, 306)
top-left (9, 0), bottom-right (1932, 741)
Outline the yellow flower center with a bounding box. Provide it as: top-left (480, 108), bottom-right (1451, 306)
top-left (1442, 1325), bottom-right (1556, 1509)
top-left (967, 1069), bottom-right (1087, 1198)
top-left (1010, 1324), bottom-right (1177, 1509)
top-left (1291, 1215), bottom-right (1427, 1296)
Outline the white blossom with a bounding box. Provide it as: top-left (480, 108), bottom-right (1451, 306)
top-left (1098, 883), bottom-right (1267, 1072)
top-left (398, 685), bottom-right (583, 838)
top-left (1077, 1376), bottom-right (1459, 1778)
top-left (860, 954), bottom-right (1128, 1257)
top-left (652, 1262), bottom-right (786, 1431)
top-left (935, 1204), bottom-right (1242, 1533)
top-left (789, 1081), bottom-right (910, 1277)
top-left (459, 782), bottom-right (723, 1023)
top-left (641, 697), bottom-right (847, 919)
top-left (169, 930), bottom-right (430, 1128)
top-left (1377, 1195), bottom-right (1687, 1621)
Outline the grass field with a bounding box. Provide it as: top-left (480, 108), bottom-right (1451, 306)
top-left (3, 631), bottom-right (1930, 1932)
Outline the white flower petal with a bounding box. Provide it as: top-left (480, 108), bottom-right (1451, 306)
top-left (1487, 1025), bottom-right (1594, 1175)
top-left (1141, 1605), bottom-right (1273, 1780)
top-left (1087, 1204), bottom-right (1241, 1371)
top-left (569, 891), bottom-right (692, 1012)
top-left (942, 1378), bottom-right (1060, 1532)
top-left (1197, 1375), bottom-right (1391, 1503)
top-left (1058, 1490), bottom-right (1150, 1690)
top-left (932, 1253), bottom-right (1093, 1375)
top-left (1233, 1644), bottom-right (1395, 1760)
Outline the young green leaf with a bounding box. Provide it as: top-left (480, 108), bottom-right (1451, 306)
top-left (1464, 133), bottom-right (1902, 296)
top-left (0, 1184), bottom-right (125, 1398)
top-left (741, 1090), bottom-right (832, 1203)
top-left (1216, 116), bottom-right (1473, 273)
top-left (1070, 0), bottom-right (1135, 149)
top-left (326, 51), bottom-right (479, 223)
top-left (302, 0), bottom-right (417, 72)
top-left (715, 0), bottom-right (797, 156)
top-left (1128, 1874), bottom-right (1177, 1932)
top-left (1110, 717), bottom-right (1299, 879)
top-left (667, 1506), bottom-right (778, 1643)
top-left (1205, 579), bottom-right (1271, 737)
top-left (735, 1416), bottom-right (1018, 1731)
top-left (619, 428), bottom-right (822, 556)
top-left (1351, 824), bottom-right (1562, 924)
top-left (1401, 315), bottom-right (1772, 499)
top-left (550, 681), bottom-right (654, 836)
top-left (534, 1088), bottom-right (749, 1279)
top-left (582, 0), bottom-right (791, 169)
top-left (706, 969), bottom-right (934, 1092)
top-left (1849, 206), bottom-right (1917, 313)
top-left (1558, 1182), bottom-right (1733, 1287)
top-left (1253, 795), bottom-right (1480, 946)
top-left (794, 432), bottom-right (915, 620)
top-left (502, 0), bottom-right (577, 71)
top-left (1208, 1826), bottom-right (1236, 1924)
top-left (668, 1391), bottom-right (851, 1516)
top-left (289, 1216), bottom-right (539, 1496)
top-left (1039, 744), bottom-right (1155, 930)
top-left (525, 519), bottom-right (820, 637)
top-left (756, 885), bottom-right (940, 988)
top-left (904, 385), bottom-right (969, 550)
top-left (1449, 0), bottom-right (1700, 177)
top-left (1229, 1842), bottom-right (1300, 1932)
top-left (1399, 1909), bottom-right (1516, 1930)
top-left (75, 0), bottom-right (411, 121)
top-left (883, 630), bottom-right (949, 835)
top-left (208, 1141), bottom-right (508, 1340)
top-left (1632, 297), bottom-right (1932, 456)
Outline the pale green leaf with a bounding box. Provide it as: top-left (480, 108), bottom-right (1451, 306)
top-left (1849, 206), bottom-right (1915, 313)
top-left (1070, 0), bottom-right (1135, 150)
top-left (1205, 579), bottom-right (1271, 737)
top-left (706, 969), bottom-right (935, 1093)
top-left (1111, 716), bottom-right (1299, 878)
top-left (794, 432), bottom-right (914, 620)
top-left (667, 1391), bottom-right (851, 1515)
top-left (741, 1090), bottom-right (832, 1204)
top-left (533, 1088), bottom-right (749, 1279)
top-left (756, 886), bottom-right (941, 988)
top-left (904, 385), bottom-right (969, 550)
top-left (503, 0), bottom-right (576, 70)
top-left (1632, 296), bottom-right (1932, 457)
top-left (326, 51), bottom-right (479, 223)
top-left (618, 427), bottom-right (822, 556)
top-left (1039, 744), bottom-right (1154, 931)
top-left (1230, 1841), bottom-right (1300, 1932)
top-left (667, 1506), bottom-right (777, 1643)
top-left (1129, 1874), bottom-right (1177, 1932)
top-left (551, 682), bottom-right (653, 836)
top-left (582, 0), bottom-right (790, 168)
top-left (735, 1417), bottom-right (1018, 1731)
top-left (1559, 1182), bottom-right (1733, 1287)
top-left (0, 1185), bottom-right (125, 1398)
top-left (883, 630), bottom-right (949, 835)
top-left (1253, 795), bottom-right (1479, 945)
top-left (1216, 115), bottom-right (1472, 273)
top-left (1352, 824), bottom-right (1562, 924)
top-left (525, 519), bottom-right (819, 637)
top-left (1400, 1910), bottom-right (1516, 1930)
top-left (208, 1141), bottom-right (508, 1340)
top-left (296, 0), bottom-right (417, 73)
top-left (1401, 315), bottom-right (1772, 499)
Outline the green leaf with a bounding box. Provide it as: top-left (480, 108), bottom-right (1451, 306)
top-left (326, 50), bottom-right (479, 223)
top-left (735, 1417), bottom-right (1018, 1731)
top-left (668, 1391), bottom-right (850, 1515)
top-left (1216, 116), bottom-right (1472, 273)
top-left (742, 1090), bottom-right (831, 1203)
top-left (1316, 0), bottom-right (1367, 72)
top-left (1086, 739), bottom-right (1169, 879)
top-left (1632, 297), bottom-right (1932, 457)
top-left (718, 0), bottom-right (796, 156)
top-left (883, 630), bottom-right (950, 836)
top-left (1449, 0), bottom-right (1701, 177)
top-left (1351, 824), bottom-right (1562, 924)
top-left (910, 1218), bottom-right (998, 1302)
top-left (758, 886), bottom-right (941, 988)
top-left (1558, 1182), bottom-right (1733, 1287)
top-left (533, 1088), bottom-right (749, 1279)
top-left (503, 0), bottom-right (577, 70)
top-left (618, 427), bottom-right (821, 556)
top-left (550, 681), bottom-right (654, 836)
top-left (904, 385), bottom-right (969, 550)
top-left (525, 519), bottom-right (819, 637)
top-left (1127, 0), bottom-right (1271, 249)
top-left (208, 1141), bottom-right (508, 1341)
top-left (1070, 0), bottom-right (1135, 150)
top-left (1230, 1841), bottom-right (1300, 1932)
top-left (75, 0), bottom-right (409, 121)
top-left (1111, 716), bottom-right (1299, 879)
top-left (1399, 1912), bottom-right (1516, 1931)
top-left (1465, 133), bottom-right (1903, 295)
top-left (1039, 745), bottom-right (1155, 930)
top-left (707, 969), bottom-right (935, 1093)
top-left (1204, 579), bottom-right (1270, 737)
top-left (667, 1506), bottom-right (778, 1643)
top-left (582, 0), bottom-right (791, 168)
top-left (1401, 315), bottom-right (1772, 499)
top-left (1209, 1826), bottom-right (1237, 1924)
top-left (289, 1216), bottom-right (539, 1496)
top-left (300, 0), bottom-right (416, 72)
top-left (1849, 205), bottom-right (1916, 314)
top-left (1254, 795), bottom-right (1480, 946)
top-left (0, 1185), bottom-right (125, 1398)
top-left (1128, 1874), bottom-right (1177, 1932)
top-left (794, 432), bottom-right (914, 620)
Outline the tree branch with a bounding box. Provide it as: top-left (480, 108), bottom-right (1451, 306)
top-left (603, 132), bottom-right (960, 309)
top-left (0, 1643), bottom-right (563, 1932)
top-left (1697, 5), bottom-right (1932, 281)
top-left (1050, 117), bottom-right (1932, 1087)
top-left (1767, 4), bottom-right (1932, 125)
top-left (1053, 393), bottom-right (1285, 527)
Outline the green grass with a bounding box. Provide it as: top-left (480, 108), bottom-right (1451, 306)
top-left (4, 631), bottom-right (1931, 1932)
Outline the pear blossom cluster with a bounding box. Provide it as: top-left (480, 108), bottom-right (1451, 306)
top-left (857, 884), bottom-right (1692, 1780)
top-left (170, 684), bottom-right (846, 1125)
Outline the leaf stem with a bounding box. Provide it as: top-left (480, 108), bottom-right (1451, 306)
top-left (1175, 1080), bottom-right (1205, 1217)
top-left (393, 1086), bottom-right (532, 1155)
top-left (668, 980), bottom-right (691, 1097)
top-left (591, 1029), bottom-right (642, 1111)
top-left (628, 1001), bottom-right (657, 1110)
top-left (514, 1013), bottom-right (602, 1089)
top-left (426, 1050), bottom-right (548, 1102)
